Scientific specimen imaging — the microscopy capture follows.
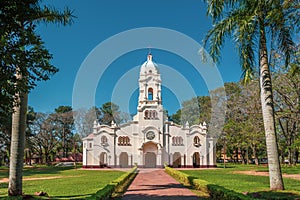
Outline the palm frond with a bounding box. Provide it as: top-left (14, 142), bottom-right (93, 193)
top-left (33, 5), bottom-right (75, 26)
top-left (205, 0), bottom-right (240, 22)
top-left (268, 3), bottom-right (295, 68)
top-left (203, 6), bottom-right (253, 64)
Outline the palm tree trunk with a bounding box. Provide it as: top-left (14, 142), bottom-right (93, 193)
top-left (8, 71), bottom-right (28, 196)
top-left (259, 25), bottom-right (284, 190)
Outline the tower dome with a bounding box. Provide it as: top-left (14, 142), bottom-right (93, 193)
top-left (140, 54), bottom-right (160, 75)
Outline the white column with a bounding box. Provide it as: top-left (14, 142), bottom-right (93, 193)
top-left (144, 83), bottom-right (147, 100)
top-left (83, 148), bottom-right (87, 166)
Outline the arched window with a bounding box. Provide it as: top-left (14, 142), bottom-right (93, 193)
top-left (172, 136), bottom-right (183, 146)
top-left (179, 137), bottom-right (183, 145)
top-left (118, 136), bottom-right (130, 146)
top-left (124, 137), bottom-right (128, 145)
top-left (148, 88), bottom-right (153, 100)
top-left (101, 136), bottom-right (108, 144)
top-left (175, 137), bottom-right (179, 145)
top-left (144, 110), bottom-right (158, 120)
top-left (194, 136), bottom-right (200, 147)
top-left (144, 110), bottom-right (149, 119)
top-left (153, 111), bottom-right (157, 119)
top-left (118, 137), bottom-right (123, 145)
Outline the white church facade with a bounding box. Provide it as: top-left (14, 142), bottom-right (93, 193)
top-left (82, 54), bottom-right (217, 168)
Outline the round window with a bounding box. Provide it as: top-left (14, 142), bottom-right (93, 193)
top-left (146, 131), bottom-right (155, 140)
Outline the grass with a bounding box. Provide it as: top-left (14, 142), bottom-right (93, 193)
top-left (180, 164), bottom-right (300, 199)
top-left (0, 166), bottom-right (126, 199)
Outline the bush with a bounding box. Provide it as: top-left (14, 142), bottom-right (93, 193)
top-left (207, 184), bottom-right (253, 200)
top-left (165, 166), bottom-right (191, 185)
top-left (93, 184), bottom-right (115, 200)
top-left (88, 167), bottom-right (137, 200)
top-left (165, 167), bottom-right (252, 200)
top-left (192, 178), bottom-right (209, 194)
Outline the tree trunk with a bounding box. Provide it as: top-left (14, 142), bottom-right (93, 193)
top-left (246, 148), bottom-right (249, 165)
top-left (252, 146), bottom-right (259, 166)
top-left (8, 71), bottom-right (28, 195)
top-left (259, 25), bottom-right (284, 190)
top-left (223, 141), bottom-right (226, 168)
top-left (288, 147), bottom-right (292, 166)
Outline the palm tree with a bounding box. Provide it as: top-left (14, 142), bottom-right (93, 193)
top-left (203, 0), bottom-right (298, 190)
top-left (4, 0), bottom-right (74, 196)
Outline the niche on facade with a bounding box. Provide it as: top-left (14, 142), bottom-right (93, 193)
top-left (193, 136), bottom-right (201, 147)
top-left (101, 136), bottom-right (108, 146)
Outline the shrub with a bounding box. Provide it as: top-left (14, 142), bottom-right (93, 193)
top-left (165, 167), bottom-right (252, 200)
top-left (207, 184), bottom-right (253, 200)
top-left (165, 166), bottom-right (190, 185)
top-left (88, 167), bottom-right (137, 200)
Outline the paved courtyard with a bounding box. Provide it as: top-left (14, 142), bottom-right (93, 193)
top-left (121, 169), bottom-right (200, 200)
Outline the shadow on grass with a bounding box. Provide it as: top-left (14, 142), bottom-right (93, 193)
top-left (0, 183), bottom-right (8, 189)
top-left (22, 166), bottom-right (76, 177)
top-left (47, 193), bottom-right (94, 199)
top-left (117, 194), bottom-right (202, 199)
top-left (216, 165), bottom-right (236, 169)
top-left (0, 169), bottom-right (9, 179)
top-left (112, 170), bottom-right (138, 199)
top-left (248, 191), bottom-right (300, 200)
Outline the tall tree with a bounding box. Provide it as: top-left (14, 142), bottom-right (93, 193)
top-left (54, 106), bottom-right (74, 158)
top-left (203, 0), bottom-right (298, 190)
top-left (74, 106), bottom-right (101, 137)
top-left (1, 1), bottom-right (73, 196)
top-left (99, 102), bottom-right (120, 125)
top-left (29, 112), bottom-right (59, 164)
top-left (274, 71), bottom-right (300, 165)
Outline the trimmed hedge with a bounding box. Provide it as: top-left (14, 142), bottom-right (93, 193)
top-left (165, 167), bottom-right (252, 200)
top-left (165, 166), bottom-right (191, 185)
top-left (165, 167), bottom-right (209, 195)
top-left (207, 184), bottom-right (253, 200)
top-left (88, 167), bottom-right (137, 200)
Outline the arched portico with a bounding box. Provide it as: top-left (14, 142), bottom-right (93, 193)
top-left (173, 152), bottom-right (181, 168)
top-left (119, 152), bottom-right (129, 168)
top-left (99, 152), bottom-right (107, 167)
top-left (193, 152), bottom-right (200, 168)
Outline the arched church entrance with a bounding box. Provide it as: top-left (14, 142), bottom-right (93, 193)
top-left (173, 152), bottom-right (181, 168)
top-left (145, 152), bottom-right (156, 168)
top-left (143, 142), bottom-right (157, 168)
top-left (99, 152), bottom-right (107, 167)
top-left (119, 152), bottom-right (129, 168)
top-left (193, 152), bottom-right (200, 168)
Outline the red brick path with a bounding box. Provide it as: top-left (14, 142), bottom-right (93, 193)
top-left (121, 169), bottom-right (200, 199)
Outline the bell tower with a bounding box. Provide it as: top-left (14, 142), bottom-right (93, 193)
top-left (138, 53), bottom-right (162, 107)
top-left (134, 53), bottom-right (164, 129)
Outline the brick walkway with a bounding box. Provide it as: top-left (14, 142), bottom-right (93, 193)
top-left (121, 169), bottom-right (200, 200)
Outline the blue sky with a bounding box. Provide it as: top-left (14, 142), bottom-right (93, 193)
top-left (29, 0), bottom-right (241, 115)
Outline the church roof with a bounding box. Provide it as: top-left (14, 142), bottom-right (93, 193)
top-left (140, 54), bottom-right (160, 75)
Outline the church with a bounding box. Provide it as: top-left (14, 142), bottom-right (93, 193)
top-left (82, 54), bottom-right (216, 168)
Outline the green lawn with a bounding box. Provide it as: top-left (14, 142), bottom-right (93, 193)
top-left (0, 166), bottom-right (126, 199)
top-left (180, 164), bottom-right (300, 199)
